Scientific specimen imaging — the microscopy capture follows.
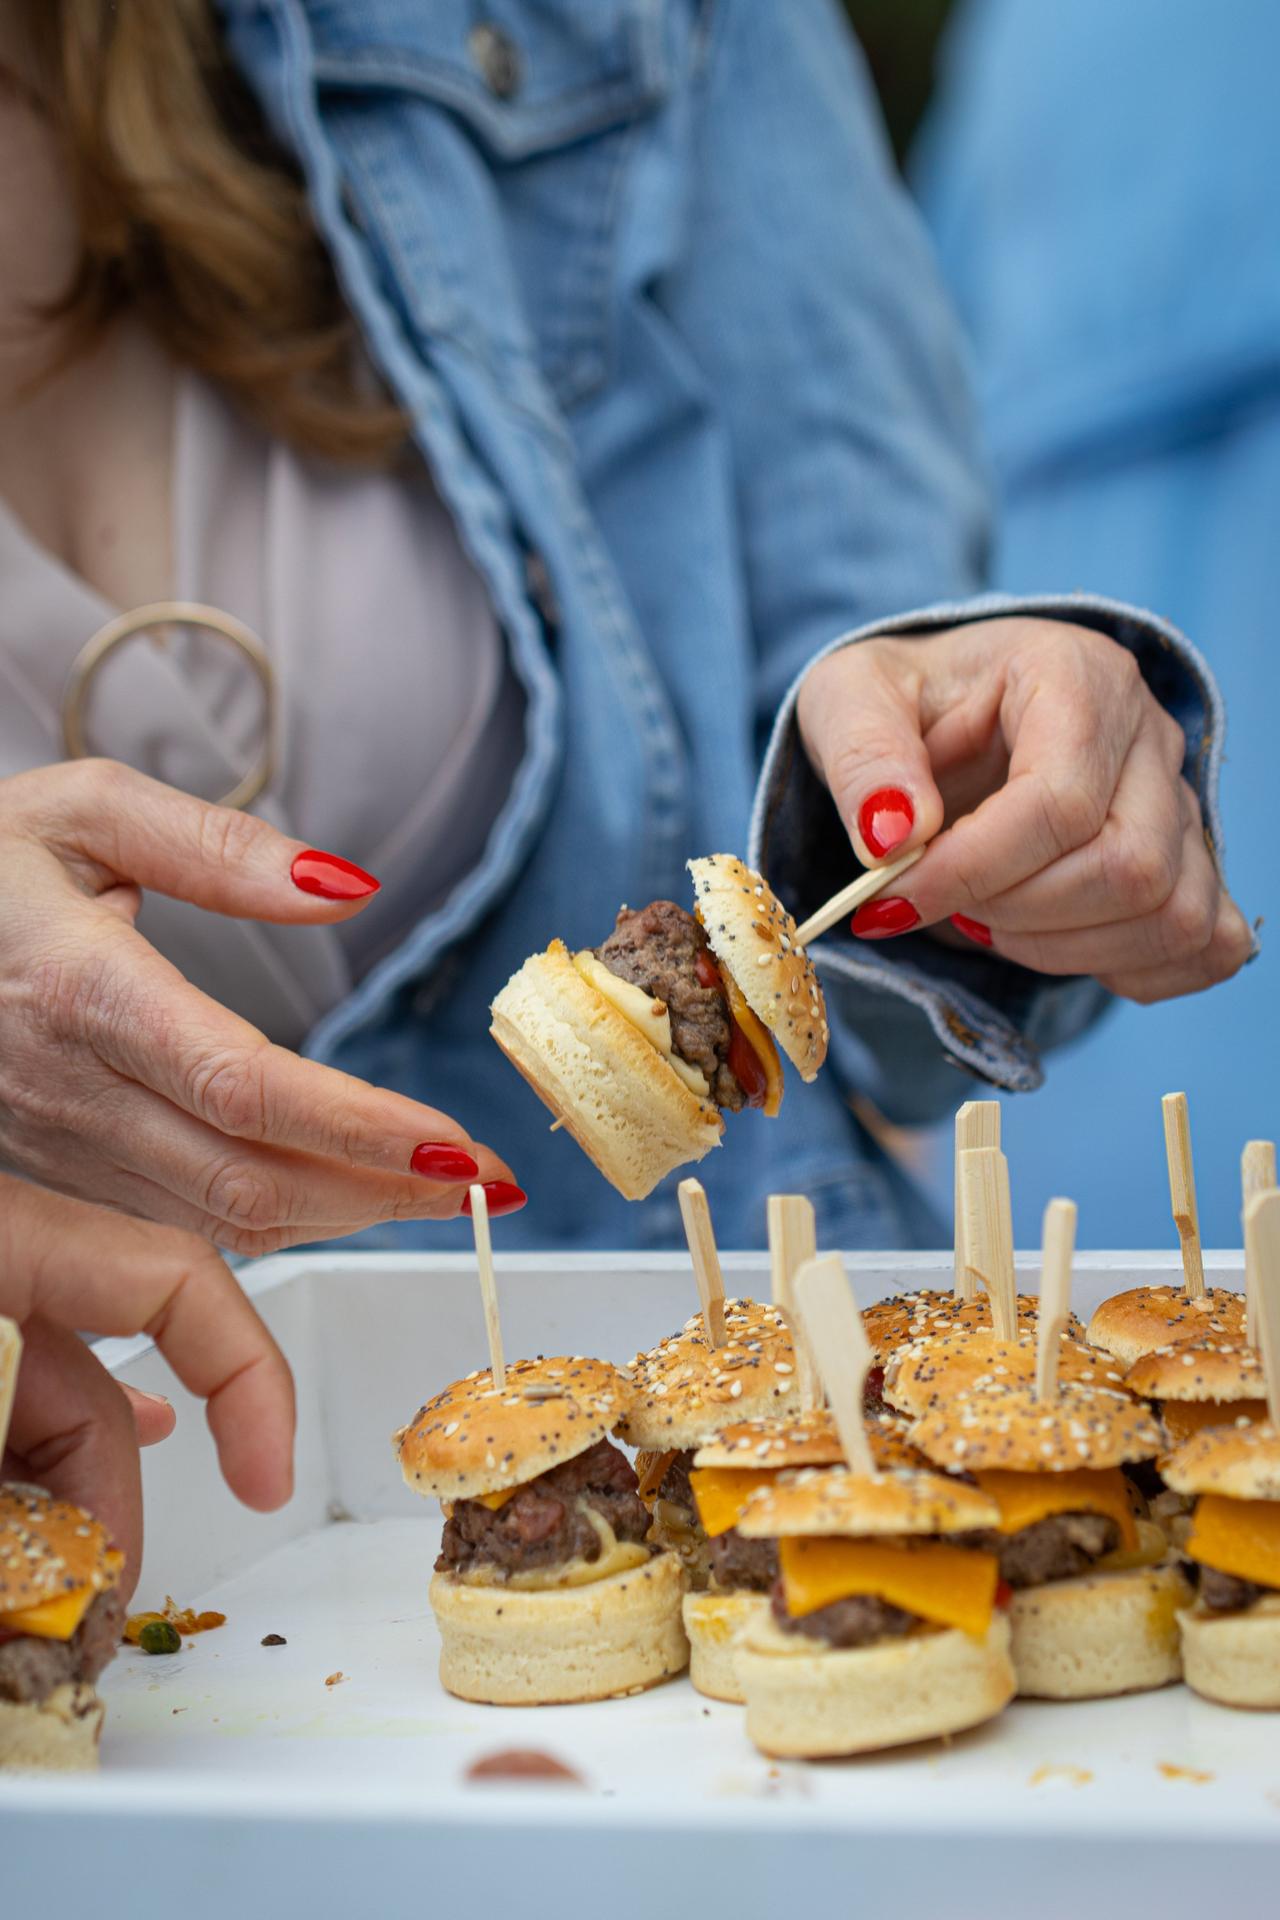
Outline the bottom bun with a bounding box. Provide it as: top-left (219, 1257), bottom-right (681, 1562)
top-left (1180, 1596), bottom-right (1280, 1709)
top-left (683, 1590), bottom-right (769, 1704)
top-left (1009, 1563), bottom-right (1191, 1700)
top-left (738, 1614), bottom-right (1014, 1758)
top-left (0, 1685), bottom-right (105, 1772)
top-left (431, 1552), bottom-right (689, 1705)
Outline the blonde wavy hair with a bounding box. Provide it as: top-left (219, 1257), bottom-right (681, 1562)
top-left (18, 0), bottom-right (406, 464)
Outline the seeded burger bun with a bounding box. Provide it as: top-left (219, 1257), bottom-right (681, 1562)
top-left (685, 856), bottom-right (828, 1082)
top-left (884, 1329), bottom-right (1129, 1419)
top-left (691, 1408), bottom-right (921, 1473)
top-left (620, 1300), bottom-right (799, 1451)
top-left (1086, 1284), bottom-right (1246, 1369)
top-left (1161, 1423), bottom-right (1280, 1708)
top-left (735, 1467), bottom-right (1014, 1757)
top-left (910, 1386), bottom-right (1188, 1699)
top-left (0, 1486), bottom-right (122, 1771)
top-left (863, 1291), bottom-right (1084, 1363)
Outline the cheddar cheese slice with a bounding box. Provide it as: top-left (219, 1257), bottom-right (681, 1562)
top-left (974, 1468), bottom-right (1137, 1551)
top-left (476, 1486), bottom-right (518, 1512)
top-left (690, 1467), bottom-right (778, 1538)
top-left (779, 1537), bottom-right (998, 1640)
top-left (1, 1583), bottom-right (97, 1642)
top-left (1185, 1494), bottom-right (1280, 1591)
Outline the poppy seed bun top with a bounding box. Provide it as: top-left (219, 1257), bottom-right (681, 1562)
top-left (1126, 1340), bottom-right (1264, 1405)
top-left (910, 1383), bottom-right (1163, 1474)
top-left (686, 856), bottom-right (827, 1081)
top-left (692, 1409), bottom-right (923, 1473)
top-left (394, 1356), bottom-right (631, 1500)
top-left (884, 1329), bottom-right (1129, 1418)
top-left (1086, 1286), bottom-right (1246, 1368)
top-left (0, 1483), bottom-right (121, 1612)
top-left (619, 1299), bottom-right (799, 1450)
top-left (737, 1465), bottom-right (1001, 1540)
top-left (1161, 1422), bottom-right (1280, 1501)
top-left (863, 1291), bottom-right (1085, 1362)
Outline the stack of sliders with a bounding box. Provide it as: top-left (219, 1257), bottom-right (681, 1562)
top-left (394, 1190), bottom-right (688, 1704)
top-left (909, 1200), bottom-right (1192, 1700)
top-left (733, 1255), bottom-right (1016, 1757)
top-left (0, 1319), bottom-right (126, 1770)
top-left (1157, 1187), bottom-right (1280, 1709)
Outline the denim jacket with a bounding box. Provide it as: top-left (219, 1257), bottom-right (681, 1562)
top-left (218, 0), bottom-right (1224, 1250)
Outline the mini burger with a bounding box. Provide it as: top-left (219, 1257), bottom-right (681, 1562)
top-left (1162, 1422), bottom-right (1280, 1708)
top-left (683, 1411), bottom-right (923, 1702)
top-left (1126, 1341), bottom-right (1268, 1449)
top-left (395, 1356), bottom-right (688, 1704)
top-left (1086, 1284), bottom-right (1245, 1368)
top-left (910, 1383), bottom-right (1190, 1699)
top-left (0, 1483), bottom-right (125, 1771)
top-left (732, 1465), bottom-right (1015, 1757)
top-left (884, 1327), bottom-right (1129, 1421)
top-left (861, 1293), bottom-right (1086, 1410)
top-left (490, 856), bottom-right (828, 1199)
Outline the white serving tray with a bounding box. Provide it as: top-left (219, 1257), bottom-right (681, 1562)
top-left (4, 1249), bottom-right (1278, 1920)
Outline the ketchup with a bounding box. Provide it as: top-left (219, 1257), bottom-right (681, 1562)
top-left (995, 1580), bottom-right (1014, 1611)
top-left (694, 947), bottom-right (768, 1108)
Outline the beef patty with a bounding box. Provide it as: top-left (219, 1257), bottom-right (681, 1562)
top-left (597, 901), bottom-right (745, 1110)
top-left (437, 1438), bottom-right (650, 1580)
top-left (0, 1587), bottom-right (125, 1707)
top-left (965, 1511), bottom-right (1119, 1589)
top-left (770, 1578), bottom-right (918, 1649)
top-left (708, 1529), bottom-right (778, 1594)
top-left (1196, 1564), bottom-right (1271, 1612)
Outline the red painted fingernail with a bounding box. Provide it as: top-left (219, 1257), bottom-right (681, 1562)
top-left (290, 849), bottom-right (380, 900)
top-left (462, 1181), bottom-right (528, 1218)
top-left (951, 914), bottom-right (993, 947)
top-left (858, 787), bottom-right (914, 860)
top-left (411, 1143), bottom-right (480, 1181)
top-left (850, 896), bottom-right (921, 939)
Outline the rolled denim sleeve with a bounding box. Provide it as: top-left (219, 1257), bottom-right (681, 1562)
top-left (750, 592), bottom-right (1228, 1121)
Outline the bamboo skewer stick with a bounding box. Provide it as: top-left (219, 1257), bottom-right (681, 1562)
top-left (792, 1254), bottom-right (876, 1476)
top-left (1244, 1190), bottom-right (1280, 1425)
top-left (954, 1101), bottom-right (1001, 1299)
top-left (1242, 1141), bottom-right (1278, 1348)
top-left (959, 1146), bottom-right (1018, 1340)
top-left (679, 1178), bottom-right (727, 1349)
top-left (0, 1316), bottom-right (21, 1466)
top-left (767, 1193), bottom-right (821, 1412)
top-left (1036, 1200), bottom-right (1077, 1402)
top-left (791, 846), bottom-right (925, 948)
top-left (1162, 1092), bottom-right (1205, 1300)
top-left (468, 1184), bottom-right (505, 1389)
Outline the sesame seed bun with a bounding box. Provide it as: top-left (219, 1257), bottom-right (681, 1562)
top-left (863, 1290), bottom-right (1083, 1363)
top-left (1161, 1422), bottom-right (1280, 1501)
top-left (682, 1589), bottom-right (770, 1703)
top-left (619, 1299), bottom-right (800, 1451)
top-left (1180, 1597), bottom-right (1280, 1709)
top-left (736, 1465), bottom-right (1001, 1540)
top-left (909, 1383), bottom-right (1164, 1474)
top-left (692, 1409), bottom-right (923, 1473)
top-left (1125, 1340), bottom-right (1265, 1404)
top-left (1007, 1564), bottom-right (1191, 1700)
top-left (1086, 1285), bottom-right (1246, 1368)
top-left (686, 856), bottom-right (828, 1081)
top-left (489, 940), bottom-right (723, 1201)
top-left (0, 1484), bottom-right (121, 1616)
top-left (884, 1329), bottom-right (1129, 1419)
top-left (0, 1686), bottom-right (106, 1773)
top-left (394, 1356), bottom-right (631, 1500)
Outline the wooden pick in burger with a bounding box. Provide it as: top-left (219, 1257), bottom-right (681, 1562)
top-left (959, 1145), bottom-right (1018, 1341)
top-left (468, 1183), bottom-right (506, 1390)
top-left (1242, 1141), bottom-right (1278, 1349)
top-left (1035, 1199), bottom-right (1078, 1402)
top-left (954, 1101), bottom-right (1000, 1300)
top-left (1245, 1189), bottom-right (1280, 1426)
top-left (1162, 1091), bottom-right (1205, 1300)
top-left (791, 1253), bottom-right (876, 1476)
top-left (767, 1193), bottom-right (821, 1411)
top-left (0, 1314), bottom-right (22, 1465)
top-left (791, 846), bottom-right (925, 949)
top-left (678, 1177), bottom-right (727, 1349)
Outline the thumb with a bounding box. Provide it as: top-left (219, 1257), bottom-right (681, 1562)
top-left (33, 759), bottom-right (380, 924)
top-left (797, 645), bottom-right (944, 866)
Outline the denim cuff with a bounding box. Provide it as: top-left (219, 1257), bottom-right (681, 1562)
top-left (749, 591), bottom-right (1227, 1094)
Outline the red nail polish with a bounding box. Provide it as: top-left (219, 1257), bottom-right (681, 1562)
top-left (858, 787), bottom-right (914, 860)
top-left (290, 849), bottom-right (380, 900)
top-left (462, 1181), bottom-right (528, 1218)
top-left (411, 1143), bottom-right (480, 1181)
top-left (951, 914), bottom-right (993, 947)
top-left (850, 896), bottom-right (921, 939)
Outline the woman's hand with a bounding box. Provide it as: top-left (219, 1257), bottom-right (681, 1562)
top-left (0, 1174), bottom-right (295, 1597)
top-left (797, 617), bottom-right (1253, 1003)
top-left (0, 761), bottom-right (523, 1256)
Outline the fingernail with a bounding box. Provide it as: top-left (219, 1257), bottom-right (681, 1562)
top-left (132, 1389), bottom-right (171, 1409)
top-left (850, 896), bottom-right (920, 939)
top-left (858, 787), bottom-right (914, 860)
top-left (462, 1181), bottom-right (528, 1218)
top-left (411, 1142), bottom-right (480, 1181)
top-left (951, 914), bottom-right (993, 948)
top-left (290, 849), bottom-right (380, 900)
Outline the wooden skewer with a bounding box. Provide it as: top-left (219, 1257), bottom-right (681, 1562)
top-left (678, 1178), bottom-right (727, 1349)
top-left (1036, 1199), bottom-right (1077, 1402)
top-left (549, 1119), bottom-right (565, 1133)
top-left (792, 1254), bottom-right (876, 1476)
top-left (954, 1101), bottom-right (1001, 1299)
top-left (791, 846), bottom-right (925, 949)
top-left (1244, 1190), bottom-right (1280, 1426)
top-left (767, 1193), bottom-right (821, 1412)
top-left (1162, 1092), bottom-right (1205, 1300)
top-left (468, 1183), bottom-right (506, 1389)
top-left (960, 1146), bottom-right (1017, 1340)
top-left (0, 1316), bottom-right (21, 1465)
top-left (1242, 1141), bottom-right (1278, 1348)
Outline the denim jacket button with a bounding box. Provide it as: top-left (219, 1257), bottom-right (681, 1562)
top-left (468, 23), bottom-right (523, 100)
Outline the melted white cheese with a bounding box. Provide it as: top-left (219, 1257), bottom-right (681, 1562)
top-left (573, 951), bottom-right (711, 1099)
